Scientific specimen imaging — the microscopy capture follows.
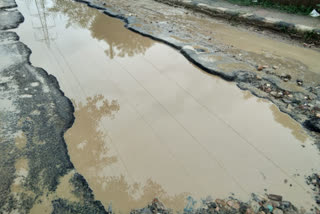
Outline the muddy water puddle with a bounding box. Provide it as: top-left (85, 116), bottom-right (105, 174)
top-left (15, 0), bottom-right (320, 212)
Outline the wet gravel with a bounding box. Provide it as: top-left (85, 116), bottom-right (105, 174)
top-left (131, 194), bottom-right (302, 214)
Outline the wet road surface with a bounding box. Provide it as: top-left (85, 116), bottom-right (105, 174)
top-left (14, 0), bottom-right (320, 212)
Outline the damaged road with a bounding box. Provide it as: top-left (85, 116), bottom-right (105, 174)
top-left (0, 1), bottom-right (107, 213)
top-left (75, 0), bottom-right (320, 148)
top-left (1, 0), bottom-right (320, 213)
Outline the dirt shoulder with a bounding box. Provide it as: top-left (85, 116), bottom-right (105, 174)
top-left (155, 0), bottom-right (320, 45)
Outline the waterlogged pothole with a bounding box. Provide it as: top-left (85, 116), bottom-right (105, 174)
top-left (14, 0), bottom-right (320, 212)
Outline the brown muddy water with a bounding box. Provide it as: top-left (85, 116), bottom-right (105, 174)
top-left (14, 0), bottom-right (320, 212)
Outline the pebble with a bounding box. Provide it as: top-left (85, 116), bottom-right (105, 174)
top-left (268, 194), bottom-right (282, 202)
top-left (272, 65), bottom-right (279, 69)
top-left (273, 208), bottom-right (284, 214)
top-left (270, 91), bottom-right (277, 96)
top-left (316, 113), bottom-right (320, 118)
top-left (297, 79), bottom-right (303, 86)
top-left (250, 201), bottom-right (260, 213)
top-left (281, 74), bottom-right (291, 82)
top-left (266, 204), bottom-right (273, 212)
top-left (215, 199), bottom-right (226, 206)
top-left (257, 65), bottom-right (264, 71)
top-left (246, 208), bottom-right (254, 214)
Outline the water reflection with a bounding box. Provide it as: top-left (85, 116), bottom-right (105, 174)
top-left (90, 13), bottom-right (154, 58)
top-left (270, 105), bottom-right (308, 143)
top-left (65, 95), bottom-right (120, 176)
top-left (65, 95), bottom-right (188, 213)
top-left (25, 0), bottom-right (57, 48)
top-left (49, 0), bottom-right (95, 28)
top-left (49, 0), bottom-right (154, 58)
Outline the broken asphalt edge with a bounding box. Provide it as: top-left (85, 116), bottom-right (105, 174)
top-left (0, 1), bottom-right (108, 213)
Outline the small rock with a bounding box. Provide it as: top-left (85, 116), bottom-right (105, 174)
top-left (215, 199), bottom-right (226, 206)
top-left (279, 201), bottom-right (293, 211)
top-left (233, 202), bottom-right (240, 209)
top-left (207, 202), bottom-right (217, 209)
top-left (257, 65), bottom-right (264, 71)
top-left (316, 113), bottom-right (320, 118)
top-left (271, 201), bottom-right (280, 208)
top-left (273, 208), bottom-right (284, 214)
top-left (281, 74), bottom-right (291, 82)
top-left (266, 204), bottom-right (273, 212)
top-left (268, 194), bottom-right (282, 202)
top-left (250, 201), bottom-right (260, 213)
top-left (270, 91), bottom-right (277, 96)
top-left (256, 75), bottom-right (262, 80)
top-left (227, 200), bottom-right (233, 207)
top-left (246, 208), bottom-right (254, 214)
top-left (303, 43), bottom-right (312, 48)
top-left (272, 65), bottom-right (279, 69)
top-left (297, 79), bottom-right (303, 86)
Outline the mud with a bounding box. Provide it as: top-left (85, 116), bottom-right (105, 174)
top-left (11, 0), bottom-right (320, 212)
top-left (155, 0), bottom-right (320, 45)
top-left (0, 0), bottom-right (106, 213)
